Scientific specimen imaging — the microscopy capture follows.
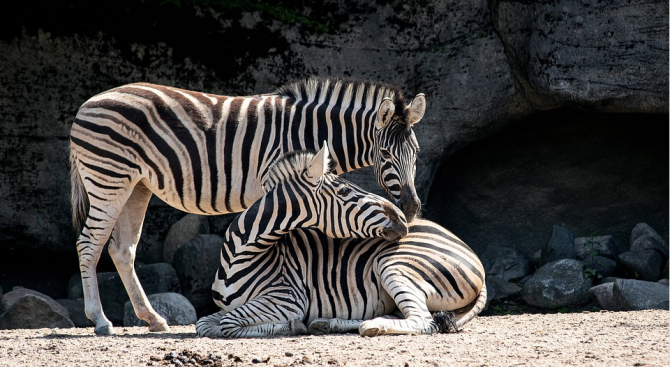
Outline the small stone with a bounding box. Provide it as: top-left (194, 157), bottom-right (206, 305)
top-left (285, 352), bottom-right (294, 357)
top-left (540, 225), bottom-right (575, 265)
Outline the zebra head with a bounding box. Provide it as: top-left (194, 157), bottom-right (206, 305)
top-left (373, 93), bottom-right (425, 223)
top-left (265, 144), bottom-right (408, 242)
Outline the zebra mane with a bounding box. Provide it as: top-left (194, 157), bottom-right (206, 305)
top-left (275, 77), bottom-right (410, 126)
top-left (263, 150), bottom-right (336, 192)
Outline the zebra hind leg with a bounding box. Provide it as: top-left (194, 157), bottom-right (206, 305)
top-left (107, 182), bottom-right (169, 332)
top-left (77, 199), bottom-right (125, 335)
top-left (359, 277), bottom-right (438, 337)
top-left (77, 215), bottom-right (115, 335)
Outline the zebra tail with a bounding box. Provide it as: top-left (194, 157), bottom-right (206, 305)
top-left (69, 146), bottom-right (89, 235)
top-left (195, 311), bottom-right (225, 338)
top-left (454, 282), bottom-right (488, 330)
top-left (434, 282), bottom-right (488, 333)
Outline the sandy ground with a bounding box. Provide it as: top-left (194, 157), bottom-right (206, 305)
top-left (0, 310), bottom-right (667, 367)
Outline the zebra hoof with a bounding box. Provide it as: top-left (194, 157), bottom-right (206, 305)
top-left (149, 320), bottom-right (171, 333)
top-left (94, 325), bottom-right (115, 336)
top-left (290, 319), bottom-right (308, 335)
top-left (307, 319), bottom-right (331, 335)
top-left (359, 321), bottom-right (386, 337)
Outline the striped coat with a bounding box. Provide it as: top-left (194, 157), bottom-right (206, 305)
top-left (197, 218), bottom-right (486, 338)
top-left (69, 77), bottom-right (425, 335)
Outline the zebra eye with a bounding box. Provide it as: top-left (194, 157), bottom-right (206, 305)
top-left (338, 186), bottom-right (352, 196)
top-left (379, 149), bottom-right (392, 160)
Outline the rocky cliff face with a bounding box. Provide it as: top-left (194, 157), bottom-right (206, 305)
top-left (0, 0), bottom-right (667, 297)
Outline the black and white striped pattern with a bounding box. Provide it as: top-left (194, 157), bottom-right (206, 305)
top-left (196, 155), bottom-right (486, 338)
top-left (69, 77), bottom-right (425, 335)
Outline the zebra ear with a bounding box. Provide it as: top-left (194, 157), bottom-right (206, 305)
top-left (375, 98), bottom-right (395, 129)
top-left (407, 93), bottom-right (426, 125)
top-left (306, 142), bottom-right (330, 180)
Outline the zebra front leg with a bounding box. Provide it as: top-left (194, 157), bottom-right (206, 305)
top-left (108, 183), bottom-right (169, 332)
top-left (307, 318), bottom-right (363, 335)
top-left (197, 296), bottom-right (307, 338)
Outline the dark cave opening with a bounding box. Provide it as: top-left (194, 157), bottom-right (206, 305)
top-left (424, 108), bottom-right (668, 257)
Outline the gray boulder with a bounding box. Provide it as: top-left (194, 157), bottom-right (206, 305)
top-left (481, 246), bottom-right (531, 281)
top-left (630, 223), bottom-right (668, 259)
top-left (173, 234), bottom-right (223, 313)
top-left (582, 256), bottom-right (618, 280)
top-left (631, 223), bottom-right (668, 253)
top-left (67, 273), bottom-right (83, 300)
top-left (1, 288), bottom-right (68, 316)
top-left (521, 259), bottom-right (593, 308)
top-left (612, 279), bottom-right (669, 311)
top-left (618, 250), bottom-right (664, 281)
top-left (98, 263), bottom-right (181, 324)
top-left (56, 299), bottom-right (94, 327)
top-left (0, 289), bottom-right (74, 330)
top-left (123, 293), bottom-right (196, 327)
top-left (574, 235), bottom-right (619, 261)
top-left (600, 277), bottom-right (623, 284)
top-left (530, 249), bottom-right (543, 269)
top-left (486, 276), bottom-right (522, 301)
top-left (540, 225), bottom-right (575, 265)
top-left (163, 214), bottom-right (210, 264)
top-left (588, 283), bottom-right (618, 311)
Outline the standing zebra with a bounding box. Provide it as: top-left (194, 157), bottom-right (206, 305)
top-left (70, 77), bottom-right (426, 335)
top-left (196, 148), bottom-right (486, 338)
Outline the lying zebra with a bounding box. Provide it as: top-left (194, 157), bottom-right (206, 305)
top-left (196, 146), bottom-right (486, 338)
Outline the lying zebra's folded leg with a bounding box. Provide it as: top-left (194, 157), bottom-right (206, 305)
top-left (307, 318), bottom-right (363, 335)
top-left (308, 313), bottom-right (405, 335)
top-left (196, 296), bottom-right (307, 338)
top-left (358, 312), bottom-right (436, 337)
top-left (359, 277), bottom-right (438, 336)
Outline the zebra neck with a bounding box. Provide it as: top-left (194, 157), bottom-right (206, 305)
top-left (280, 97), bottom-right (377, 174)
top-left (222, 188), bottom-right (309, 257)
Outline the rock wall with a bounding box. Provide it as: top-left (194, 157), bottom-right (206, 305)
top-left (0, 0), bottom-right (667, 298)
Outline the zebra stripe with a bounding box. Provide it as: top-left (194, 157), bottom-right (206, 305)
top-left (196, 159), bottom-right (485, 338)
top-left (69, 77), bottom-right (425, 335)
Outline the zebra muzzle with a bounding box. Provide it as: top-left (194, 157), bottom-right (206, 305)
top-left (398, 184), bottom-right (421, 223)
top-left (381, 203), bottom-right (408, 241)
top-left (381, 221), bottom-right (408, 241)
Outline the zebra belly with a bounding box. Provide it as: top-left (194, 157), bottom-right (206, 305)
top-left (140, 175), bottom-right (264, 215)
